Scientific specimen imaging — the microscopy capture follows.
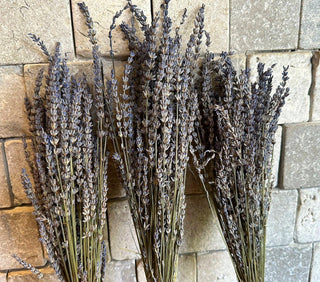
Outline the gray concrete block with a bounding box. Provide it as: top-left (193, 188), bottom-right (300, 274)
top-left (266, 189), bottom-right (298, 246)
top-left (295, 187), bottom-right (320, 243)
top-left (310, 243), bottom-right (320, 282)
top-left (272, 127), bottom-right (282, 188)
top-left (312, 52), bottom-right (320, 121)
top-left (231, 0), bottom-right (300, 52)
top-left (108, 200), bottom-right (140, 260)
top-left (177, 254), bottom-right (196, 282)
top-left (0, 0), bottom-right (74, 65)
top-left (197, 251), bottom-right (237, 282)
top-left (281, 123), bottom-right (320, 189)
top-left (0, 66), bottom-right (29, 138)
top-left (180, 194), bottom-right (225, 254)
top-left (300, 0), bottom-right (320, 49)
top-left (5, 139), bottom-right (33, 205)
top-left (104, 260), bottom-right (136, 282)
top-left (265, 244), bottom-right (312, 282)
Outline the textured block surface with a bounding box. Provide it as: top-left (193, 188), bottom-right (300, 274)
top-left (108, 200), bottom-right (140, 260)
top-left (248, 52), bottom-right (312, 124)
top-left (310, 243), bottom-right (320, 282)
top-left (281, 123), bottom-right (320, 189)
top-left (265, 244), bottom-right (312, 282)
top-left (7, 267), bottom-right (57, 281)
top-left (0, 143), bottom-right (11, 208)
top-left (295, 187), bottom-right (320, 243)
top-left (177, 254), bottom-right (196, 282)
top-left (153, 0), bottom-right (229, 54)
top-left (0, 66), bottom-right (28, 137)
top-left (0, 207), bottom-right (44, 270)
top-left (300, 0), bottom-right (320, 49)
top-left (104, 260), bottom-right (136, 282)
top-left (180, 194), bottom-right (225, 253)
top-left (0, 0), bottom-right (73, 64)
top-left (231, 0), bottom-right (300, 52)
top-left (312, 52), bottom-right (320, 121)
top-left (266, 189), bottom-right (298, 246)
top-left (5, 139), bottom-right (33, 205)
top-left (272, 127), bottom-right (282, 187)
top-left (136, 260), bottom-right (147, 282)
top-left (197, 251), bottom-right (237, 282)
top-left (138, 254), bottom-right (203, 282)
top-left (71, 0), bottom-right (151, 58)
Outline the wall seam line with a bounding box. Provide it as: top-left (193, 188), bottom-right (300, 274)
top-left (298, 0), bottom-right (304, 49)
top-left (68, 0), bottom-right (77, 58)
top-left (308, 242), bottom-right (315, 282)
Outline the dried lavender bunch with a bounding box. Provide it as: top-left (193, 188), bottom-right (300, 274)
top-left (22, 32), bottom-right (109, 281)
top-left (81, 1), bottom-right (204, 281)
top-left (192, 51), bottom-right (289, 282)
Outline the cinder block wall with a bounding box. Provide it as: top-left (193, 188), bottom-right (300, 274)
top-left (0, 1), bottom-right (319, 281)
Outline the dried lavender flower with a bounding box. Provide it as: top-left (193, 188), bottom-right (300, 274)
top-left (23, 25), bottom-right (110, 282)
top-left (98, 1), bottom-right (206, 281)
top-left (192, 52), bottom-right (289, 282)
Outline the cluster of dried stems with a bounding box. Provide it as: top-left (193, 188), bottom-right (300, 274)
top-left (100, 0), bottom-right (204, 280)
top-left (192, 52), bottom-right (289, 281)
top-left (21, 26), bottom-right (109, 281)
top-left (16, 1), bottom-right (290, 282)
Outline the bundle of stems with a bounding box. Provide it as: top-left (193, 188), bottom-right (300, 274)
top-left (21, 30), bottom-right (109, 281)
top-left (192, 52), bottom-right (289, 281)
top-left (82, 0), bottom-right (205, 280)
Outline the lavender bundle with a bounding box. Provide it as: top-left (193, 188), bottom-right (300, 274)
top-left (192, 52), bottom-right (289, 281)
top-left (21, 34), bottom-right (109, 281)
top-left (102, 1), bottom-right (204, 280)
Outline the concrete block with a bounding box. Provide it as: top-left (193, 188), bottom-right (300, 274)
top-left (312, 52), bottom-right (320, 121)
top-left (300, 0), bottom-right (320, 49)
top-left (266, 189), bottom-right (298, 246)
top-left (295, 187), bottom-right (320, 243)
top-left (197, 251), bottom-right (237, 282)
top-left (281, 123), bottom-right (320, 189)
top-left (272, 126), bottom-right (282, 187)
top-left (265, 244), bottom-right (312, 282)
top-left (108, 200), bottom-right (140, 260)
top-left (0, 0), bottom-right (74, 65)
top-left (180, 194), bottom-right (225, 254)
top-left (5, 139), bottom-right (33, 205)
top-left (7, 267), bottom-right (57, 281)
top-left (177, 254), bottom-right (196, 282)
top-left (0, 207), bottom-right (44, 270)
top-left (0, 66), bottom-right (28, 138)
top-left (310, 243), bottom-right (320, 282)
top-left (231, 0), bottom-right (300, 52)
top-left (104, 260), bottom-right (136, 282)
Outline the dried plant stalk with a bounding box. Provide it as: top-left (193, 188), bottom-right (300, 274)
top-left (192, 51), bottom-right (289, 282)
top-left (80, 1), bottom-right (205, 281)
top-left (22, 31), bottom-right (109, 281)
